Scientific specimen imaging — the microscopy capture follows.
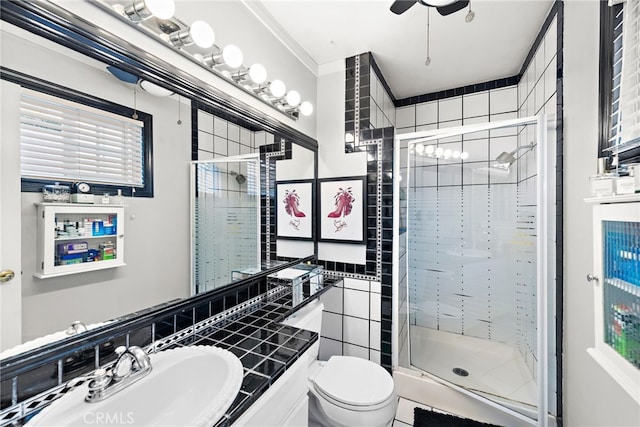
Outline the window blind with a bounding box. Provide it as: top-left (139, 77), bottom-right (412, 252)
top-left (618, 0), bottom-right (640, 149)
top-left (608, 6), bottom-right (625, 149)
top-left (20, 89), bottom-right (145, 187)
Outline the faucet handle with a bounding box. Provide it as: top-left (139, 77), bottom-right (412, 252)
top-left (115, 346), bottom-right (127, 356)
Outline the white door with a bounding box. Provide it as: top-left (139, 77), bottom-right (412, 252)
top-left (0, 80), bottom-right (23, 351)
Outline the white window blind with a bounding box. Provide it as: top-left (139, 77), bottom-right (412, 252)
top-left (20, 89), bottom-right (145, 187)
top-left (609, 5), bottom-right (625, 149)
top-left (618, 0), bottom-right (640, 149)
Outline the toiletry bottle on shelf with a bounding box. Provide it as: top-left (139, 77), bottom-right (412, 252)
top-left (590, 157), bottom-right (616, 197)
top-left (113, 189), bottom-right (123, 205)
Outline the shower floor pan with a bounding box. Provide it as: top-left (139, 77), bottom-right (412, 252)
top-left (409, 326), bottom-right (537, 407)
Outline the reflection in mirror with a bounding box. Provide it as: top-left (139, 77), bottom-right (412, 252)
top-left (191, 156), bottom-right (261, 294)
top-left (0, 5), bottom-right (317, 359)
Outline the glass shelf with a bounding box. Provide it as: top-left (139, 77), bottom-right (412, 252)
top-left (55, 234), bottom-right (118, 241)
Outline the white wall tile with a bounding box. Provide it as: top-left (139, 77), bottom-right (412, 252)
top-left (369, 350), bottom-right (381, 365)
top-left (240, 144), bottom-right (251, 155)
top-left (343, 343), bottom-right (369, 359)
top-left (214, 117), bottom-right (228, 138)
top-left (344, 289), bottom-right (370, 319)
top-left (389, 106), bottom-right (396, 127)
top-left (489, 87), bottom-right (517, 115)
top-left (214, 136), bottom-right (227, 156)
top-left (535, 77), bottom-right (545, 113)
top-left (321, 311), bottom-right (343, 341)
top-left (370, 292), bottom-right (381, 321)
top-left (463, 137), bottom-right (488, 162)
top-left (438, 119), bottom-right (463, 143)
top-left (254, 131), bottom-right (266, 147)
top-left (370, 69), bottom-right (378, 103)
top-left (396, 106), bottom-right (416, 128)
top-left (343, 316), bottom-right (370, 348)
top-left (397, 127), bottom-right (414, 135)
top-left (198, 111), bottom-right (214, 133)
top-left (463, 93), bottom-right (489, 118)
top-left (489, 135), bottom-right (518, 162)
top-left (197, 149), bottom-right (213, 160)
top-left (320, 286), bottom-right (343, 314)
top-left (518, 79), bottom-right (527, 109)
top-left (198, 130), bottom-right (214, 152)
top-left (544, 18), bottom-right (558, 68)
top-left (370, 281), bottom-right (381, 293)
top-left (490, 112), bottom-right (518, 137)
top-left (228, 141), bottom-right (240, 156)
top-left (416, 101), bottom-right (438, 125)
top-left (228, 123), bottom-right (240, 142)
top-left (438, 96), bottom-right (462, 122)
top-left (416, 123), bottom-right (438, 132)
top-left (343, 277), bottom-right (369, 292)
top-left (463, 115), bottom-right (489, 140)
top-left (525, 63), bottom-right (534, 98)
top-left (319, 337), bottom-right (342, 361)
top-left (534, 46), bottom-right (545, 86)
top-left (240, 128), bottom-right (251, 146)
top-left (544, 55), bottom-right (557, 103)
top-left (265, 133), bottom-right (275, 144)
top-left (370, 320), bottom-right (381, 351)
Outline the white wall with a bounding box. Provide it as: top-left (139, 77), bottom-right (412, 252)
top-left (563, 2), bottom-right (640, 425)
top-left (2, 25), bottom-right (192, 341)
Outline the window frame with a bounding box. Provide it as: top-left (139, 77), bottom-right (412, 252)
top-left (599, 1), bottom-right (640, 165)
top-left (3, 67), bottom-right (154, 198)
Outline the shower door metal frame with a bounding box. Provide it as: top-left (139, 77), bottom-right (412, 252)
top-left (395, 115), bottom-right (549, 427)
top-left (189, 154), bottom-right (261, 296)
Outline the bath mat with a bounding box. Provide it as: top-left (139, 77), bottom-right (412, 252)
top-left (413, 407), bottom-right (503, 427)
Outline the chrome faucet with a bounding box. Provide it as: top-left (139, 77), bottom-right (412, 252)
top-left (85, 345), bottom-right (152, 403)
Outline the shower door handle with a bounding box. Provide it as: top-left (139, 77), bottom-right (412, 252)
top-left (586, 274), bottom-right (599, 283)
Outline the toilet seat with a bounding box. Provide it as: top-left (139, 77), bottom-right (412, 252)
top-left (311, 356), bottom-right (395, 410)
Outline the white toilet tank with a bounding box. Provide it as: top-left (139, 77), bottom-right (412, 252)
top-left (282, 299), bottom-right (324, 361)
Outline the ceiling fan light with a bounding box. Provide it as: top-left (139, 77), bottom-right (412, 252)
top-left (140, 80), bottom-right (174, 97)
top-left (422, 0), bottom-right (457, 7)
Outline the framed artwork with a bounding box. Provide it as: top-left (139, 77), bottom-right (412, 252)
top-left (318, 176), bottom-right (366, 244)
top-left (276, 180), bottom-right (314, 240)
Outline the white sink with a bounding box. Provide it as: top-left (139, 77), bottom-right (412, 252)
top-left (26, 346), bottom-right (244, 427)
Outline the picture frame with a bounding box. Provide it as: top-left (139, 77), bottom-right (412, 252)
top-left (276, 179), bottom-right (314, 240)
top-left (318, 176), bottom-right (366, 244)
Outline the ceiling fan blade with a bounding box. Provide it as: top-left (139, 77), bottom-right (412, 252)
top-left (390, 0), bottom-right (418, 15)
top-left (436, 0), bottom-right (469, 16)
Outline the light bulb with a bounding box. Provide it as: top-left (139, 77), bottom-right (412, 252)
top-left (444, 149), bottom-right (452, 159)
top-left (460, 151), bottom-right (469, 160)
top-left (345, 132), bottom-right (354, 143)
top-left (300, 101), bottom-right (313, 116)
top-left (145, 0), bottom-right (175, 19)
top-left (435, 147), bottom-right (444, 157)
top-left (425, 145), bottom-right (435, 155)
top-left (222, 45), bottom-right (243, 69)
top-left (269, 80), bottom-right (286, 98)
top-left (285, 90), bottom-right (301, 107)
top-left (416, 143), bottom-right (425, 154)
top-left (190, 21), bottom-right (215, 48)
top-left (453, 150), bottom-right (461, 159)
top-left (248, 64), bottom-right (267, 84)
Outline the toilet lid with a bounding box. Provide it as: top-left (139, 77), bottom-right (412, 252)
top-left (312, 356), bottom-right (394, 407)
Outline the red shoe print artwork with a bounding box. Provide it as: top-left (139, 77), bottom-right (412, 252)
top-left (283, 189), bottom-right (306, 218)
top-left (328, 187), bottom-right (354, 232)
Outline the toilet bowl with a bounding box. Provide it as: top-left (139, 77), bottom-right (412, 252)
top-left (283, 300), bottom-right (397, 427)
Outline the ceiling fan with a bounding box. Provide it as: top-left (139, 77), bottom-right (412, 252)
top-left (390, 0), bottom-right (470, 16)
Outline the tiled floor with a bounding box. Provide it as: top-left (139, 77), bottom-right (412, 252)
top-left (407, 326), bottom-right (537, 406)
top-left (393, 397), bottom-right (451, 427)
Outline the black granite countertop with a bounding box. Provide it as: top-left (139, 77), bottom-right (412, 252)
top-left (163, 293), bottom-right (322, 427)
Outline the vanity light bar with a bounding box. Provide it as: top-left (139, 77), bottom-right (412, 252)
top-left (110, 0), bottom-right (313, 119)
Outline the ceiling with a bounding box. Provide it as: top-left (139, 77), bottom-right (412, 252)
top-left (255, 0), bottom-right (554, 100)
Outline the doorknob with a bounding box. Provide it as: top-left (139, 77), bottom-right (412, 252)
top-left (0, 269), bottom-right (15, 283)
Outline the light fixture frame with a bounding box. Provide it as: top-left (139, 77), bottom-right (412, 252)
top-left (98, 1), bottom-right (307, 120)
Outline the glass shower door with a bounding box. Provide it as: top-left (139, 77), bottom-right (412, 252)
top-left (190, 155), bottom-right (260, 295)
top-left (399, 115), bottom-right (552, 425)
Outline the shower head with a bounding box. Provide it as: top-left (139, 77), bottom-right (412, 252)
top-left (493, 144), bottom-right (534, 170)
top-left (229, 170), bottom-right (246, 184)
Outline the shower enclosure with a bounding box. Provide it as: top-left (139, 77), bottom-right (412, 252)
top-left (190, 155), bottom-right (261, 295)
top-left (395, 116), bottom-right (556, 426)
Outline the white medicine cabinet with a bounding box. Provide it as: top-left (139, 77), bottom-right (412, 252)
top-left (35, 203), bottom-right (125, 279)
top-left (586, 195), bottom-right (640, 404)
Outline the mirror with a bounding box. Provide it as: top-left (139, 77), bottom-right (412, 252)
top-left (0, 2), bottom-right (317, 356)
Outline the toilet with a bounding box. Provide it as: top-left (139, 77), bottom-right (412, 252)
top-left (283, 300), bottom-right (397, 427)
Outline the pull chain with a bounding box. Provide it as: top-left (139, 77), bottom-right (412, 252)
top-left (425, 8), bottom-right (431, 66)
